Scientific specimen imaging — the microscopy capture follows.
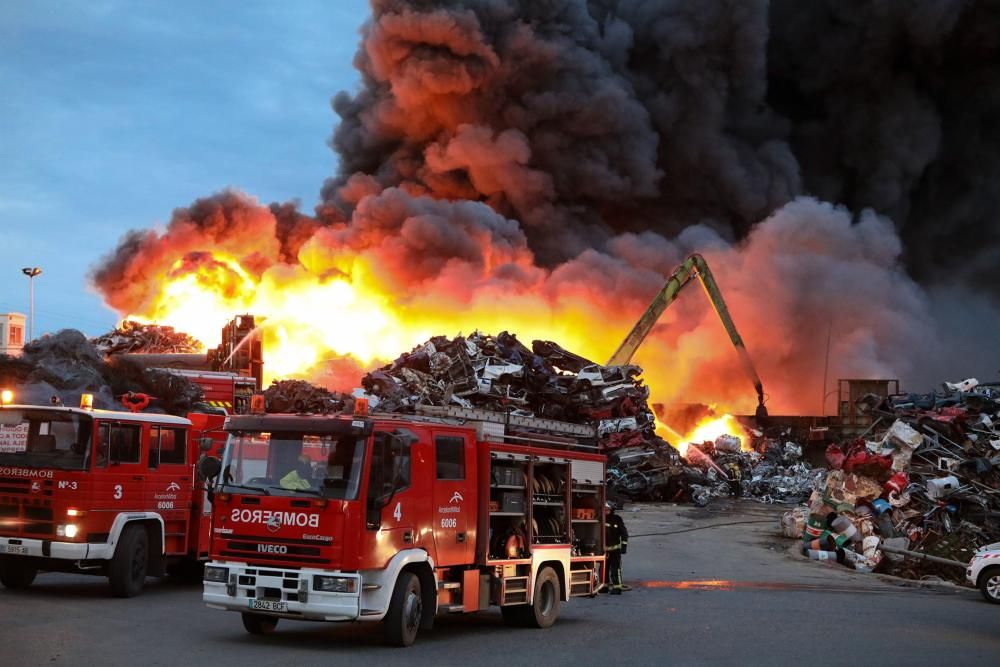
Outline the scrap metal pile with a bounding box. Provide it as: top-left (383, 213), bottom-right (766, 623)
top-left (359, 331), bottom-right (658, 438)
top-left (781, 378), bottom-right (1000, 582)
top-left (91, 321), bottom-right (203, 355)
top-left (0, 329), bottom-right (205, 414)
top-left (608, 434), bottom-right (823, 507)
top-left (355, 331), bottom-right (821, 508)
top-left (263, 379), bottom-right (348, 414)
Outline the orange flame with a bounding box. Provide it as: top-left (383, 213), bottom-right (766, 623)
top-left (658, 413), bottom-right (749, 457)
top-left (125, 251), bottom-right (637, 388)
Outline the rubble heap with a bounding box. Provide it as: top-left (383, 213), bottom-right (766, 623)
top-left (0, 329), bottom-right (205, 414)
top-left (91, 321), bottom-right (203, 355)
top-left (360, 331), bottom-right (660, 444)
top-left (608, 436), bottom-right (824, 507)
top-left (787, 379), bottom-right (1000, 582)
top-left (263, 380), bottom-right (348, 414)
top-left (606, 375), bottom-right (1000, 583)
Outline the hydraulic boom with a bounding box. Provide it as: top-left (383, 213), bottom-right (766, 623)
top-left (607, 253), bottom-right (768, 418)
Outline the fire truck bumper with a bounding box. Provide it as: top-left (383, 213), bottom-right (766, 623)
top-left (0, 536), bottom-right (110, 561)
top-left (203, 561), bottom-right (362, 622)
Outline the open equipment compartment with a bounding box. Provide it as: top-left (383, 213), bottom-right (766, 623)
top-left (487, 451), bottom-right (529, 559)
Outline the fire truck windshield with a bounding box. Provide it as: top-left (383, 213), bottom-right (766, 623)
top-left (220, 430), bottom-right (366, 500)
top-left (0, 408), bottom-right (92, 471)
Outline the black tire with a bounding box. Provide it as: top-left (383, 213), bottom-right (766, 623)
top-left (242, 613), bottom-right (279, 635)
top-left (0, 558), bottom-right (37, 590)
top-left (501, 568), bottom-right (561, 629)
top-left (525, 567), bottom-right (560, 628)
top-left (384, 571), bottom-right (422, 647)
top-left (108, 524), bottom-right (149, 598)
top-left (979, 566), bottom-right (1000, 604)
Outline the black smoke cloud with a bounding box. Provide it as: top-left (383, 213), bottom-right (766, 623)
top-left (327, 0), bottom-right (1000, 293)
top-left (91, 0), bottom-right (1000, 407)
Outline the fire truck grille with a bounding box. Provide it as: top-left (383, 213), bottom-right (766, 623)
top-left (0, 500), bottom-right (54, 536)
top-left (221, 535), bottom-right (326, 565)
top-left (0, 478), bottom-right (53, 497)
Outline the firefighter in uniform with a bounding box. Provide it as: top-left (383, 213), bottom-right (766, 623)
top-left (604, 501), bottom-right (629, 594)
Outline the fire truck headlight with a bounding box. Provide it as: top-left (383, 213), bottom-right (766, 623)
top-left (313, 575), bottom-right (356, 593)
top-left (204, 566), bottom-right (229, 584)
top-left (56, 524), bottom-right (78, 538)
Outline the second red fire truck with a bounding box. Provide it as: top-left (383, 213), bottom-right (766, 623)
top-left (200, 404), bottom-right (608, 646)
top-left (0, 391), bottom-right (225, 596)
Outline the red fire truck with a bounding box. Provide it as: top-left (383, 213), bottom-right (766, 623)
top-left (0, 392), bottom-right (225, 596)
top-left (199, 404), bottom-right (607, 646)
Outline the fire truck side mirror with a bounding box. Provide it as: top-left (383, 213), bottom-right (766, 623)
top-left (199, 437), bottom-right (214, 453)
top-left (197, 455), bottom-right (222, 481)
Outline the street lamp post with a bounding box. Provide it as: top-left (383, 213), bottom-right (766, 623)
top-left (21, 267), bottom-right (42, 342)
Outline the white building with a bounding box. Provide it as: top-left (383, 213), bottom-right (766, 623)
top-left (0, 313), bottom-right (26, 356)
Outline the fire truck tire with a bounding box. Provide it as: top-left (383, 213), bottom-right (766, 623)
top-left (241, 613), bottom-right (279, 635)
top-left (500, 567), bottom-right (561, 629)
top-left (108, 524), bottom-right (149, 598)
top-left (526, 567), bottom-right (560, 628)
top-left (0, 558), bottom-right (37, 589)
top-left (384, 571), bottom-right (422, 647)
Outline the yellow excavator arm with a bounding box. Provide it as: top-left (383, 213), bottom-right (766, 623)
top-left (607, 253), bottom-right (768, 417)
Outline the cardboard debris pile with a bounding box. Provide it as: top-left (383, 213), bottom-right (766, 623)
top-left (359, 332), bottom-right (659, 441)
top-left (91, 321), bottom-right (203, 355)
top-left (783, 378), bottom-right (1000, 582)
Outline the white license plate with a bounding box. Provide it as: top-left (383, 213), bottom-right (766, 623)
top-left (1, 544), bottom-right (28, 555)
top-left (248, 599), bottom-right (287, 613)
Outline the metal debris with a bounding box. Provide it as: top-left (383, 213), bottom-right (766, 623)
top-left (91, 321), bottom-right (203, 355)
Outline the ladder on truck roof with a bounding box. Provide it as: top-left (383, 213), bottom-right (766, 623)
top-left (412, 405), bottom-right (599, 452)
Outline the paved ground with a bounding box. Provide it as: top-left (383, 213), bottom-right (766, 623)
top-left (2, 501), bottom-right (998, 666)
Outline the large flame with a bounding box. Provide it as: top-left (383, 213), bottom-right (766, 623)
top-left (658, 413), bottom-right (749, 458)
top-left (126, 250), bottom-right (635, 389)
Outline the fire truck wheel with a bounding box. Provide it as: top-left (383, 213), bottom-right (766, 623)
top-left (0, 558), bottom-right (37, 589)
top-left (241, 613), bottom-right (279, 635)
top-left (526, 567), bottom-right (560, 629)
top-left (384, 571), bottom-right (422, 647)
top-left (108, 524), bottom-right (149, 598)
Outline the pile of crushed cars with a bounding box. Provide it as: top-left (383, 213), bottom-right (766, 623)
top-left (354, 332), bottom-right (826, 508)
top-left (779, 378), bottom-right (1000, 583)
top-left (358, 331), bottom-right (658, 435)
top-left (609, 433), bottom-right (824, 507)
top-left (91, 321), bottom-right (203, 355)
top-left (263, 379), bottom-right (348, 414)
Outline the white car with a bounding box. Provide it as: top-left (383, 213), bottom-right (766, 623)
top-left (967, 542), bottom-right (1000, 604)
top-left (576, 364), bottom-right (641, 388)
top-left (474, 357), bottom-right (524, 396)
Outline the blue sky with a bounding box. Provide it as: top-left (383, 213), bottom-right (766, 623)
top-left (0, 0), bottom-right (369, 336)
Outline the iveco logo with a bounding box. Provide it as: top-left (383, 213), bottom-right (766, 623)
top-left (450, 491), bottom-right (463, 504)
top-left (258, 544), bottom-right (288, 554)
top-left (266, 515), bottom-right (282, 533)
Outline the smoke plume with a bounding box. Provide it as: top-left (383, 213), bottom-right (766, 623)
top-left (90, 1), bottom-right (1000, 414)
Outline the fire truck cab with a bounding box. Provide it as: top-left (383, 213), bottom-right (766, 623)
top-left (0, 400), bottom-right (220, 596)
top-left (201, 405), bottom-right (607, 646)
